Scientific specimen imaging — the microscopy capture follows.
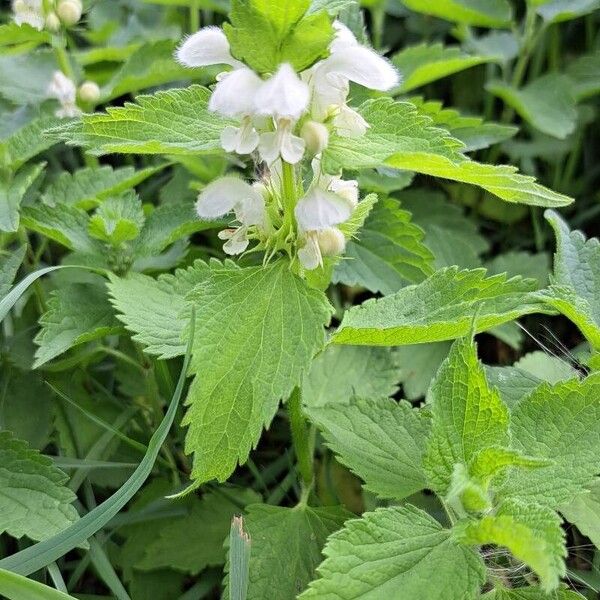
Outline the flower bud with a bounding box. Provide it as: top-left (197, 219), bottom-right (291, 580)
top-left (57, 0), bottom-right (82, 26)
top-left (78, 80), bottom-right (100, 103)
top-left (317, 227), bottom-right (346, 257)
top-left (45, 11), bottom-right (61, 31)
top-left (13, 0), bottom-right (27, 13)
top-left (300, 120), bottom-right (329, 155)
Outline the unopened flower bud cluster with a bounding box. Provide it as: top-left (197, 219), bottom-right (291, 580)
top-left (12, 0), bottom-right (82, 31)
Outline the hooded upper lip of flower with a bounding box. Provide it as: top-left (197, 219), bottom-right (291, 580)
top-left (12, 0), bottom-right (45, 30)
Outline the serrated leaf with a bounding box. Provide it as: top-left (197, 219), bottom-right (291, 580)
top-left (333, 197), bottom-right (434, 294)
top-left (88, 193), bottom-right (146, 245)
top-left (302, 345), bottom-right (399, 408)
top-left (184, 260), bottom-right (332, 483)
top-left (560, 480), bottom-right (600, 548)
top-left (224, 0), bottom-right (333, 73)
top-left (392, 43), bottom-right (496, 93)
top-left (486, 75), bottom-right (577, 139)
top-left (42, 165), bottom-right (162, 210)
top-left (469, 446), bottom-right (550, 484)
top-left (308, 397), bottom-right (430, 500)
top-left (301, 505), bottom-right (485, 599)
top-left (399, 0), bottom-right (512, 27)
top-left (536, 0), bottom-right (600, 23)
top-left (499, 373), bottom-right (600, 507)
top-left (423, 337), bottom-right (509, 494)
top-left (0, 163), bottom-right (45, 233)
top-left (108, 261), bottom-right (210, 359)
top-left (0, 23), bottom-right (51, 50)
top-left (514, 351), bottom-right (578, 384)
top-left (225, 504), bottom-right (350, 599)
top-left (400, 190), bottom-right (489, 269)
top-left (34, 282), bottom-right (121, 367)
top-left (0, 431), bottom-right (79, 542)
top-left (485, 365), bottom-right (542, 408)
top-left (0, 112), bottom-right (62, 170)
top-left (537, 210), bottom-right (600, 349)
top-left (138, 488), bottom-right (260, 574)
top-left (46, 86), bottom-right (229, 156)
top-left (410, 97), bottom-right (517, 152)
top-left (456, 500), bottom-right (566, 592)
top-left (332, 268), bottom-right (549, 346)
top-left (21, 203), bottom-right (103, 254)
top-left (486, 251), bottom-right (550, 288)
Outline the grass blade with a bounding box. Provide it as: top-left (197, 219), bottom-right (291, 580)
top-left (0, 567), bottom-right (77, 600)
top-left (0, 311), bottom-right (195, 576)
top-left (228, 515), bottom-right (251, 600)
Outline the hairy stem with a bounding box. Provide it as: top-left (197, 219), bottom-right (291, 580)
top-left (288, 387), bottom-right (315, 500)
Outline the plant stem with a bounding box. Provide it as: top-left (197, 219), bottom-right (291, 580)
top-left (189, 1), bottom-right (200, 33)
top-left (288, 388), bottom-right (315, 501)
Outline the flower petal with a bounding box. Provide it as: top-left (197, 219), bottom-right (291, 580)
top-left (47, 71), bottom-right (77, 104)
top-left (330, 21), bottom-right (358, 53)
top-left (295, 187), bottom-right (352, 231)
top-left (280, 132), bottom-right (306, 165)
top-left (254, 63), bottom-right (309, 120)
top-left (209, 67), bottom-right (264, 117)
top-left (298, 234), bottom-right (322, 270)
top-left (196, 176), bottom-right (260, 219)
top-left (176, 27), bottom-right (244, 68)
top-left (327, 176), bottom-right (359, 208)
top-left (333, 105), bottom-right (369, 138)
top-left (220, 121), bottom-right (259, 154)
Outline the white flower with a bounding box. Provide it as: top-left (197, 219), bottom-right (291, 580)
top-left (176, 26), bottom-right (244, 69)
top-left (295, 186), bottom-right (353, 232)
top-left (12, 0), bottom-right (45, 30)
top-left (254, 64), bottom-right (310, 121)
top-left (332, 105), bottom-right (369, 138)
top-left (300, 120), bottom-right (330, 155)
top-left (47, 71), bottom-right (81, 118)
top-left (298, 227), bottom-right (346, 270)
top-left (259, 119), bottom-right (306, 165)
top-left (307, 21), bottom-right (400, 131)
top-left (325, 174), bottom-right (359, 208)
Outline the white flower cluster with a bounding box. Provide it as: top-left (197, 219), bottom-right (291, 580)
top-left (47, 71), bottom-right (81, 118)
top-left (12, 0), bottom-right (82, 30)
top-left (176, 22), bottom-right (399, 269)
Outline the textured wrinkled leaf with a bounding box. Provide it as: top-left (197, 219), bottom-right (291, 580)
top-left (108, 261), bottom-right (210, 359)
top-left (333, 197), bottom-right (434, 294)
top-left (308, 398), bottom-right (430, 499)
top-left (88, 193), bottom-right (146, 245)
top-left (34, 282), bottom-right (121, 367)
top-left (0, 431), bottom-right (79, 542)
top-left (500, 373), bottom-right (600, 507)
top-left (333, 268), bottom-right (549, 346)
top-left (184, 261), bottom-right (332, 483)
top-left (301, 505), bottom-right (485, 599)
top-left (560, 480), bottom-right (600, 548)
top-left (0, 163), bottom-right (44, 233)
top-left (302, 345), bottom-right (399, 408)
top-left (46, 86), bottom-right (230, 156)
top-left (400, 0), bottom-right (512, 27)
top-left (486, 251), bottom-right (550, 288)
top-left (485, 365), bottom-right (542, 409)
top-left (225, 504), bottom-right (349, 600)
top-left (42, 165), bottom-right (162, 209)
top-left (486, 75), bottom-right (577, 139)
top-left (424, 337), bottom-right (509, 494)
top-left (457, 500), bottom-right (566, 593)
top-left (392, 44), bottom-right (495, 93)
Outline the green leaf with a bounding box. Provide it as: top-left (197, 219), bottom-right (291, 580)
top-left (0, 112), bottom-right (61, 170)
top-left (0, 568), bottom-right (78, 600)
top-left (0, 23), bottom-right (51, 50)
top-left (333, 197), bottom-right (434, 294)
top-left (400, 190), bottom-right (489, 269)
top-left (138, 488), bottom-right (260, 574)
top-left (483, 586), bottom-right (585, 599)
top-left (46, 86), bottom-right (229, 156)
top-left (332, 268), bottom-right (549, 346)
top-left (485, 365), bottom-right (542, 408)
top-left (486, 75), bottom-right (577, 139)
top-left (21, 204), bottom-right (102, 254)
top-left (560, 480), bottom-right (600, 548)
top-left (456, 500), bottom-right (566, 593)
top-left (538, 210), bottom-right (600, 349)
top-left (0, 163), bottom-right (45, 233)
top-left (514, 351), bottom-right (578, 384)
top-left (0, 245), bottom-right (27, 299)
top-left (469, 446), bottom-right (550, 484)
top-left (224, 0), bottom-right (333, 73)
top-left (228, 516), bottom-right (251, 600)
top-left (88, 193), bottom-right (146, 245)
top-left (34, 282), bottom-right (121, 367)
top-left (486, 251), bottom-right (550, 288)
top-left (42, 165), bottom-right (162, 210)
top-left (399, 0), bottom-right (512, 27)
top-left (0, 431), bottom-right (79, 542)
top-left (566, 52), bottom-right (600, 101)
top-left (536, 0), bottom-right (600, 23)
top-left (500, 373), bottom-right (600, 507)
top-left (423, 337), bottom-right (509, 494)
top-left (0, 316), bottom-right (193, 575)
top-left (302, 345), bottom-right (399, 408)
top-left (108, 262), bottom-right (210, 359)
top-left (0, 51), bottom-right (57, 105)
top-left (300, 505), bottom-right (485, 599)
top-left (397, 342), bottom-right (452, 400)
top-left (227, 504), bottom-right (349, 599)
top-left (410, 97), bottom-right (518, 152)
top-left (392, 43), bottom-right (496, 93)
top-left (184, 260), bottom-right (332, 483)
top-left (308, 397), bottom-right (431, 499)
